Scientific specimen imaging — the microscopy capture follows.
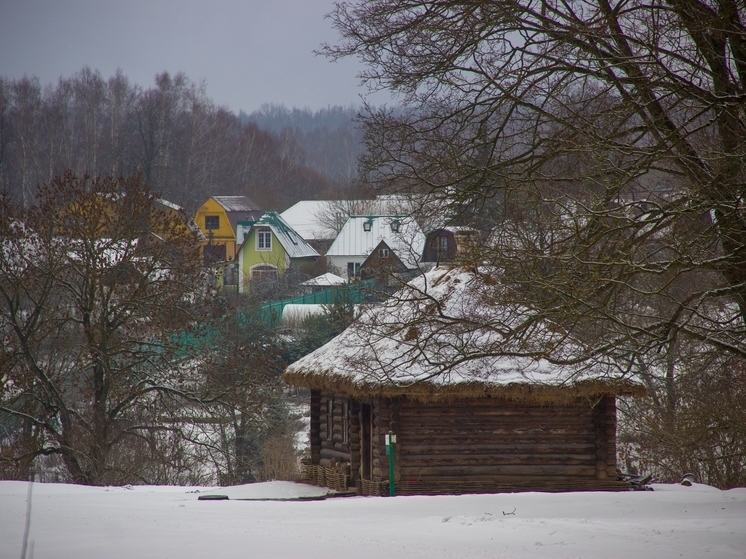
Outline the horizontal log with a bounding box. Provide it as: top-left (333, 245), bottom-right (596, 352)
top-left (398, 464), bottom-right (597, 477)
top-left (393, 479), bottom-right (629, 495)
top-left (397, 433), bottom-right (596, 443)
top-left (397, 418), bottom-right (599, 436)
top-left (400, 412), bottom-right (596, 421)
top-left (396, 438), bottom-right (597, 450)
top-left (397, 427), bottom-right (597, 437)
top-left (399, 455), bottom-right (596, 467)
top-left (396, 473), bottom-right (612, 483)
top-left (398, 407), bottom-right (592, 422)
top-left (399, 407), bottom-right (596, 418)
top-left (399, 445), bottom-right (598, 457)
top-left (400, 399), bottom-right (590, 407)
top-left (320, 448), bottom-right (351, 462)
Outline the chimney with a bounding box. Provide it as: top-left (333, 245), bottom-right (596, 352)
top-left (453, 229), bottom-right (481, 263)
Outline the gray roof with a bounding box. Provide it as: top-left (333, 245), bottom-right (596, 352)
top-left (213, 196), bottom-right (261, 213)
top-left (212, 196), bottom-right (262, 233)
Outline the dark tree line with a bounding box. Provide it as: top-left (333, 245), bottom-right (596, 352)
top-left (0, 68), bottom-right (363, 213)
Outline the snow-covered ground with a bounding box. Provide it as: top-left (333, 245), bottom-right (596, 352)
top-left (1, 480), bottom-right (744, 559)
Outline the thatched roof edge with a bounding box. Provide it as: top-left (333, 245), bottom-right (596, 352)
top-left (281, 368), bottom-right (646, 404)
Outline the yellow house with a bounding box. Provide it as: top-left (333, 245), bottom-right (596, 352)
top-left (194, 196), bottom-right (262, 263)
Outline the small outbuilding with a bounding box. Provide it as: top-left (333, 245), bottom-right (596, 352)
top-left (283, 266), bottom-right (644, 495)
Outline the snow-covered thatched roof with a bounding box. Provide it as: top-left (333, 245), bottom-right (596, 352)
top-left (283, 266), bottom-right (644, 402)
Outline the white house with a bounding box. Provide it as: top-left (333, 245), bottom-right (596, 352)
top-left (325, 215), bottom-right (425, 280)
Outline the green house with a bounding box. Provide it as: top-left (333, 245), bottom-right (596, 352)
top-left (236, 212), bottom-right (319, 292)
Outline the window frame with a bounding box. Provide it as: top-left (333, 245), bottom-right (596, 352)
top-left (347, 262), bottom-right (361, 279)
top-left (342, 401), bottom-right (349, 444)
top-left (250, 264), bottom-right (278, 283)
top-left (326, 398), bottom-right (334, 441)
top-left (256, 229), bottom-right (272, 251)
top-left (205, 215), bottom-right (220, 230)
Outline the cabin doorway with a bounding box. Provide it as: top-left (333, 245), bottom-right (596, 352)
top-left (360, 403), bottom-right (373, 480)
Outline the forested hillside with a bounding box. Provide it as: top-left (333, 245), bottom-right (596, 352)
top-left (0, 68), bottom-right (365, 212)
top-left (243, 104), bottom-right (365, 186)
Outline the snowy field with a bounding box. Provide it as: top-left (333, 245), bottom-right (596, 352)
top-left (1, 480), bottom-right (745, 559)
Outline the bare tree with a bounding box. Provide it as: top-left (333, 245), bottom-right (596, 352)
top-left (323, 0), bottom-right (746, 485)
top-left (313, 196), bottom-right (378, 236)
top-left (323, 1), bottom-right (746, 367)
top-left (0, 172), bottom-right (211, 484)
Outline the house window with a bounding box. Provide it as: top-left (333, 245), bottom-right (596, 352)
top-left (326, 399), bottom-right (334, 441)
top-left (205, 215), bottom-right (220, 230)
top-left (378, 248), bottom-right (389, 258)
top-left (439, 236), bottom-right (448, 252)
top-left (390, 220), bottom-right (400, 233)
top-left (251, 264), bottom-right (278, 283)
top-left (257, 229), bottom-right (272, 250)
top-left (347, 262), bottom-right (361, 279)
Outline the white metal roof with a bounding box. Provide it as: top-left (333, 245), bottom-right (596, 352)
top-left (325, 215), bottom-right (425, 269)
top-left (279, 200), bottom-right (339, 241)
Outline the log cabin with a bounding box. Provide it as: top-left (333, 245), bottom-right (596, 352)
top-left (283, 266), bottom-right (644, 495)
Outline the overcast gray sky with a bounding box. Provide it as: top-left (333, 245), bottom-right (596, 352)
top-left (0, 0), bottom-right (380, 114)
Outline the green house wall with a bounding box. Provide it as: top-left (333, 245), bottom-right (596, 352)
top-left (239, 228), bottom-right (291, 287)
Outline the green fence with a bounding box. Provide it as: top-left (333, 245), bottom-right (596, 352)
top-left (257, 281), bottom-right (375, 327)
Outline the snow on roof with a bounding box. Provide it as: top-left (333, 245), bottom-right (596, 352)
top-left (300, 272), bottom-right (347, 287)
top-left (156, 198), bottom-right (206, 241)
top-left (251, 212), bottom-right (319, 259)
top-left (284, 266), bottom-right (642, 399)
top-left (325, 215), bottom-right (425, 269)
top-left (213, 196), bottom-right (261, 213)
top-left (280, 200), bottom-right (339, 241)
top-left (282, 304), bottom-right (328, 324)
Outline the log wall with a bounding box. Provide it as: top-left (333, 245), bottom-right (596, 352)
top-left (310, 392), bottom-right (625, 495)
top-left (318, 393), bottom-right (352, 468)
top-left (393, 395), bottom-right (625, 494)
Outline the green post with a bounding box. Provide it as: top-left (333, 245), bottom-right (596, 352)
top-left (386, 431), bottom-right (396, 497)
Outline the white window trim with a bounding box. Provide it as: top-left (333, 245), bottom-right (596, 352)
top-left (250, 263), bottom-right (279, 281)
top-left (256, 229), bottom-right (272, 251)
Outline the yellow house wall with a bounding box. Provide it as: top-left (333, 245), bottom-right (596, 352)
top-left (195, 198), bottom-right (237, 259)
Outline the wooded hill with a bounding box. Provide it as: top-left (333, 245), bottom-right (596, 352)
top-left (0, 68), bottom-right (365, 212)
